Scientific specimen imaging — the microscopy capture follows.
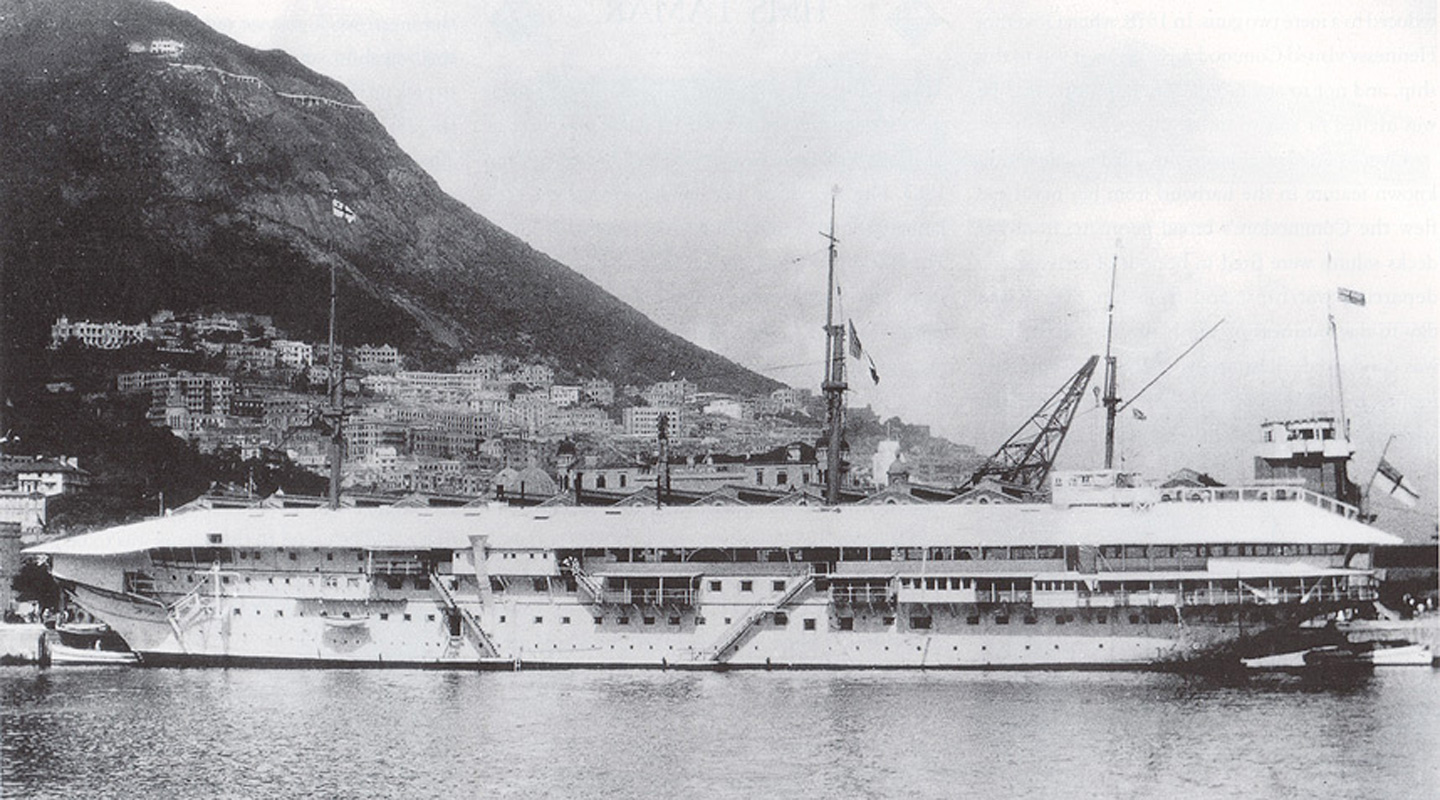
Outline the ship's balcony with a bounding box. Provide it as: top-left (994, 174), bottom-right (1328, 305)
top-left (369, 560), bottom-right (429, 577)
top-left (973, 588), bottom-right (1033, 604)
top-left (598, 588), bottom-right (695, 607)
top-left (830, 585), bottom-right (895, 606)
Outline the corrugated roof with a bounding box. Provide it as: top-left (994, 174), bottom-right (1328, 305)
top-left (27, 498), bottom-right (1400, 557)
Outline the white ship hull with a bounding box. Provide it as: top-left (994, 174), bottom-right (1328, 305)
top-left (73, 582), bottom-right (1325, 670)
top-left (34, 486), bottom-right (1398, 671)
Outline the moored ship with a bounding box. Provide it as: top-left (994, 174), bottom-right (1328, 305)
top-left (22, 212), bottom-right (1408, 669)
top-left (29, 469), bottom-right (1396, 669)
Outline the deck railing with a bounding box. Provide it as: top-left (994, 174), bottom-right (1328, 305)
top-left (830, 586), bottom-right (895, 605)
top-left (599, 588), bottom-right (696, 606)
top-left (1156, 484), bottom-right (1360, 519)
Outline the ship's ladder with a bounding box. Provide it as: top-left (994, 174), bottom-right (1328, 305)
top-left (430, 572), bottom-right (499, 659)
top-left (163, 566), bottom-right (223, 651)
top-left (562, 557), bottom-right (607, 605)
top-left (697, 571), bottom-right (815, 664)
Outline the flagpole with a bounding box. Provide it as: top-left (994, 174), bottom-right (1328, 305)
top-left (821, 193), bottom-right (846, 505)
top-left (1364, 434), bottom-right (1397, 504)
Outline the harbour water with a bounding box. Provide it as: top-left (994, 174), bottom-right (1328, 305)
top-left (4, 667), bottom-right (1438, 798)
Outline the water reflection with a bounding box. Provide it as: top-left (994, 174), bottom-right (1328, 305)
top-left (2, 667), bottom-right (1436, 799)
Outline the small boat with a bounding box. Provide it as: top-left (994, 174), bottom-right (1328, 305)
top-left (1360, 640), bottom-right (1434, 667)
top-left (1242, 645), bottom-right (1372, 674)
top-left (48, 622), bottom-right (138, 666)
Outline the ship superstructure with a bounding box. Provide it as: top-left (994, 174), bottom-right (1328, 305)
top-left (30, 475), bottom-right (1397, 668)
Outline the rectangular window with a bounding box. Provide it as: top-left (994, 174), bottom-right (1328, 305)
top-left (995, 615), bottom-right (1010, 625)
top-left (532, 577), bottom-right (548, 591)
top-left (695, 616), bottom-right (706, 625)
top-left (562, 616), bottom-right (571, 625)
top-left (740, 580), bottom-right (753, 592)
top-left (773, 612), bottom-right (788, 626)
top-left (618, 616), bottom-right (630, 625)
top-left (772, 579), bottom-right (786, 592)
top-left (427, 614), bottom-right (436, 622)
top-left (379, 613), bottom-right (389, 621)
top-left (910, 616), bottom-right (932, 630)
top-left (643, 616), bottom-right (656, 626)
top-left (966, 615), bottom-right (980, 626)
top-left (710, 580), bottom-right (722, 592)
top-left (837, 617), bottom-right (854, 631)
top-left (803, 618), bottom-right (816, 631)
top-left (1023, 615), bottom-right (1037, 625)
top-left (882, 615), bottom-right (896, 626)
top-left (668, 616), bottom-right (681, 626)
top-left (594, 617), bottom-right (604, 626)
top-left (404, 613), bottom-right (413, 622)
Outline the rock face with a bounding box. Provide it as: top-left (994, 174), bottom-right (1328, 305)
top-left (0, 0), bottom-right (779, 393)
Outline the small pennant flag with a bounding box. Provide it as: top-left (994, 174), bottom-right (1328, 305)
top-left (1337, 287), bottom-right (1366, 306)
top-left (848, 320), bottom-right (864, 359)
top-left (866, 355), bottom-right (880, 385)
top-left (1375, 458), bottom-right (1418, 507)
top-left (331, 198), bottom-right (357, 223)
top-left (1132, 408), bottom-right (1146, 421)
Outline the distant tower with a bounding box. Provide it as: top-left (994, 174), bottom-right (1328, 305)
top-left (1253, 417), bottom-right (1360, 506)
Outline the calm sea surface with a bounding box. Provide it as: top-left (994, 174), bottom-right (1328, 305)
top-left (3, 666), bottom-right (1438, 799)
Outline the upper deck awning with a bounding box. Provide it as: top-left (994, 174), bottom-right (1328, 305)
top-left (26, 496), bottom-right (1401, 559)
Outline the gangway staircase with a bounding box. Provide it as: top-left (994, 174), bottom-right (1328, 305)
top-left (562, 558), bottom-right (607, 606)
top-left (162, 567), bottom-right (223, 652)
top-left (695, 571), bottom-right (815, 665)
top-left (430, 572), bottom-right (500, 660)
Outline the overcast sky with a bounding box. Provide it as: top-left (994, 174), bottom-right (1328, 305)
top-left (163, 0), bottom-right (1435, 533)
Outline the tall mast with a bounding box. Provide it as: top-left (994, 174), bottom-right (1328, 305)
top-left (1329, 313), bottom-right (1348, 441)
top-left (821, 196), bottom-right (846, 504)
top-left (327, 260), bottom-right (343, 510)
top-left (1102, 252), bottom-right (1120, 469)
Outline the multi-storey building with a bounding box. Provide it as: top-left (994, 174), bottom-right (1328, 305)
top-left (544, 407), bottom-right (615, 437)
top-left (549, 385), bottom-right (581, 407)
top-left (147, 372), bottom-right (234, 424)
top-left (116, 370), bottom-right (171, 394)
top-left (390, 371), bottom-right (484, 405)
top-left (457, 354), bottom-right (504, 380)
top-left (354, 344), bottom-right (402, 373)
top-left (50, 317), bottom-right (155, 349)
top-left (271, 339), bottom-right (315, 369)
top-left (511, 363), bottom-right (555, 389)
top-left (581, 378), bottom-right (616, 407)
top-left (223, 342), bottom-right (278, 372)
top-left (623, 406), bottom-right (684, 438)
top-left (642, 379), bottom-right (697, 408)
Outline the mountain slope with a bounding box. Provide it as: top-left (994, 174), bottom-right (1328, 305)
top-left (0, 0), bottom-right (781, 394)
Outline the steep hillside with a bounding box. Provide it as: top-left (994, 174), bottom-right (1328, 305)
top-left (0, 0), bottom-right (780, 393)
